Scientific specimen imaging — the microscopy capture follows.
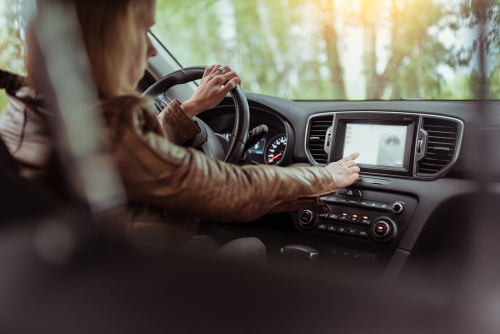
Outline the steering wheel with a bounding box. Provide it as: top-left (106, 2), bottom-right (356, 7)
top-left (141, 66), bottom-right (250, 164)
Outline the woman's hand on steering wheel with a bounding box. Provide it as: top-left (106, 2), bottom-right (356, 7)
top-left (180, 64), bottom-right (241, 119)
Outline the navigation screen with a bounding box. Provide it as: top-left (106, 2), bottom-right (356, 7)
top-left (343, 124), bottom-right (407, 167)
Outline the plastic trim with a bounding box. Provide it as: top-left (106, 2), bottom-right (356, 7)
top-left (304, 112), bottom-right (336, 166)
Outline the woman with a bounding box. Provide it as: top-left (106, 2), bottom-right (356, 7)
top-left (0, 0), bottom-right (359, 259)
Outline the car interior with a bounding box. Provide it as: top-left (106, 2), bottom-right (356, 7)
top-left (134, 33), bottom-right (487, 286)
top-left (1, 1), bottom-right (500, 333)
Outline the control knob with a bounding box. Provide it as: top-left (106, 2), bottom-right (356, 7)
top-left (371, 217), bottom-right (397, 243)
top-left (298, 210), bottom-right (315, 229)
top-left (392, 202), bottom-right (404, 214)
top-left (374, 221), bottom-right (391, 238)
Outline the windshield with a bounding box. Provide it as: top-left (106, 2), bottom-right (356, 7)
top-left (153, 0), bottom-right (500, 100)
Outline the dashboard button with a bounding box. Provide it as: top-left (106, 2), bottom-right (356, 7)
top-left (337, 197), bottom-right (348, 204)
top-left (327, 225), bottom-right (337, 233)
top-left (347, 199), bottom-right (360, 206)
top-left (318, 223), bottom-right (327, 231)
top-left (347, 227), bottom-right (358, 235)
top-left (378, 202), bottom-right (392, 211)
top-left (328, 212), bottom-right (339, 220)
top-left (328, 195), bottom-right (338, 203)
top-left (358, 228), bottom-right (369, 238)
top-left (349, 214), bottom-right (360, 223)
top-left (339, 213), bottom-right (350, 221)
top-left (338, 188), bottom-right (362, 197)
top-left (360, 216), bottom-right (371, 225)
top-left (337, 226), bottom-right (347, 234)
top-left (360, 200), bottom-right (379, 209)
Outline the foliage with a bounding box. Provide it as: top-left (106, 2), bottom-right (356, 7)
top-left (0, 0), bottom-right (26, 75)
top-left (0, 90), bottom-right (8, 113)
top-left (1, 0), bottom-right (499, 101)
top-left (154, 0), bottom-right (500, 100)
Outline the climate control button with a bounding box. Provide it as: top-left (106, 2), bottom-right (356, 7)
top-left (371, 217), bottom-right (397, 243)
top-left (300, 211), bottom-right (313, 225)
top-left (374, 222), bottom-right (390, 237)
top-left (299, 210), bottom-right (316, 229)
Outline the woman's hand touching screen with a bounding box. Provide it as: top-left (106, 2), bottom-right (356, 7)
top-left (325, 152), bottom-right (360, 189)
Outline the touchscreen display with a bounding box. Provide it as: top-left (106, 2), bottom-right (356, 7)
top-left (343, 124), bottom-right (407, 167)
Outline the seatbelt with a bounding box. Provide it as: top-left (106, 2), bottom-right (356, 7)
top-left (0, 69), bottom-right (25, 95)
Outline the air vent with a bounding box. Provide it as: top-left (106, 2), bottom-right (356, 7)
top-left (307, 115), bottom-right (334, 165)
top-left (417, 117), bottom-right (459, 176)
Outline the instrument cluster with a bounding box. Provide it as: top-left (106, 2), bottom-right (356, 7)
top-left (202, 107), bottom-right (289, 166)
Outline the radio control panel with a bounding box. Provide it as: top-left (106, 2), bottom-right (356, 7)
top-left (292, 188), bottom-right (418, 247)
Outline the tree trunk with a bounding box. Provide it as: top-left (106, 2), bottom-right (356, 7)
top-left (256, 0), bottom-right (290, 97)
top-left (363, 22), bottom-right (378, 99)
top-left (215, 0), bottom-right (241, 71)
top-left (324, 0), bottom-right (346, 99)
top-left (389, 0), bottom-right (400, 99)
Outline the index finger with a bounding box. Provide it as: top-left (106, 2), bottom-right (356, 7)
top-left (341, 152), bottom-right (360, 162)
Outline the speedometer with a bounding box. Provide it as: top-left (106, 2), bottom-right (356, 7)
top-left (265, 134), bottom-right (287, 165)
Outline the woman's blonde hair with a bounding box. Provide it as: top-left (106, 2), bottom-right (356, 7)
top-left (26, 0), bottom-right (153, 99)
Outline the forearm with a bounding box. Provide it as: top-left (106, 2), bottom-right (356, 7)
top-left (157, 99), bottom-right (201, 145)
top-left (118, 143), bottom-right (335, 223)
top-left (106, 98), bottom-right (336, 223)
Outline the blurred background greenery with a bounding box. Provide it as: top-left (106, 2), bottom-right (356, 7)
top-left (0, 0), bottom-right (25, 111)
top-left (0, 0), bottom-right (499, 111)
top-left (154, 0), bottom-right (500, 100)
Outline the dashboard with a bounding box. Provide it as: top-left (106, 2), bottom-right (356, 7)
top-left (199, 105), bottom-right (292, 166)
top-left (198, 93), bottom-right (492, 282)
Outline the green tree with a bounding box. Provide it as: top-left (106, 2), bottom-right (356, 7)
top-left (0, 0), bottom-right (25, 75)
top-left (0, 0), bottom-right (26, 112)
top-left (322, 0), bottom-right (346, 99)
top-left (360, 0), bottom-right (455, 99)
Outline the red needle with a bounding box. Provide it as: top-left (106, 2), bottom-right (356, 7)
top-left (267, 153), bottom-right (282, 163)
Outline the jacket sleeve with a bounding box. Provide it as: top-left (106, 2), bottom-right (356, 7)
top-left (104, 98), bottom-right (336, 223)
top-left (156, 99), bottom-right (201, 145)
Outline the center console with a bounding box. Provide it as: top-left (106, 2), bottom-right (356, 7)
top-left (293, 186), bottom-right (418, 263)
top-left (295, 111), bottom-right (464, 266)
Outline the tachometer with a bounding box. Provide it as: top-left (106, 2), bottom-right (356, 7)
top-left (265, 134), bottom-right (287, 165)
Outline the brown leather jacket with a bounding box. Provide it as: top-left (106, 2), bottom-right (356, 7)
top-left (0, 85), bottom-right (335, 230)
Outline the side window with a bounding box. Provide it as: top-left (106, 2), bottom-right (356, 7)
top-left (0, 0), bottom-right (26, 111)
